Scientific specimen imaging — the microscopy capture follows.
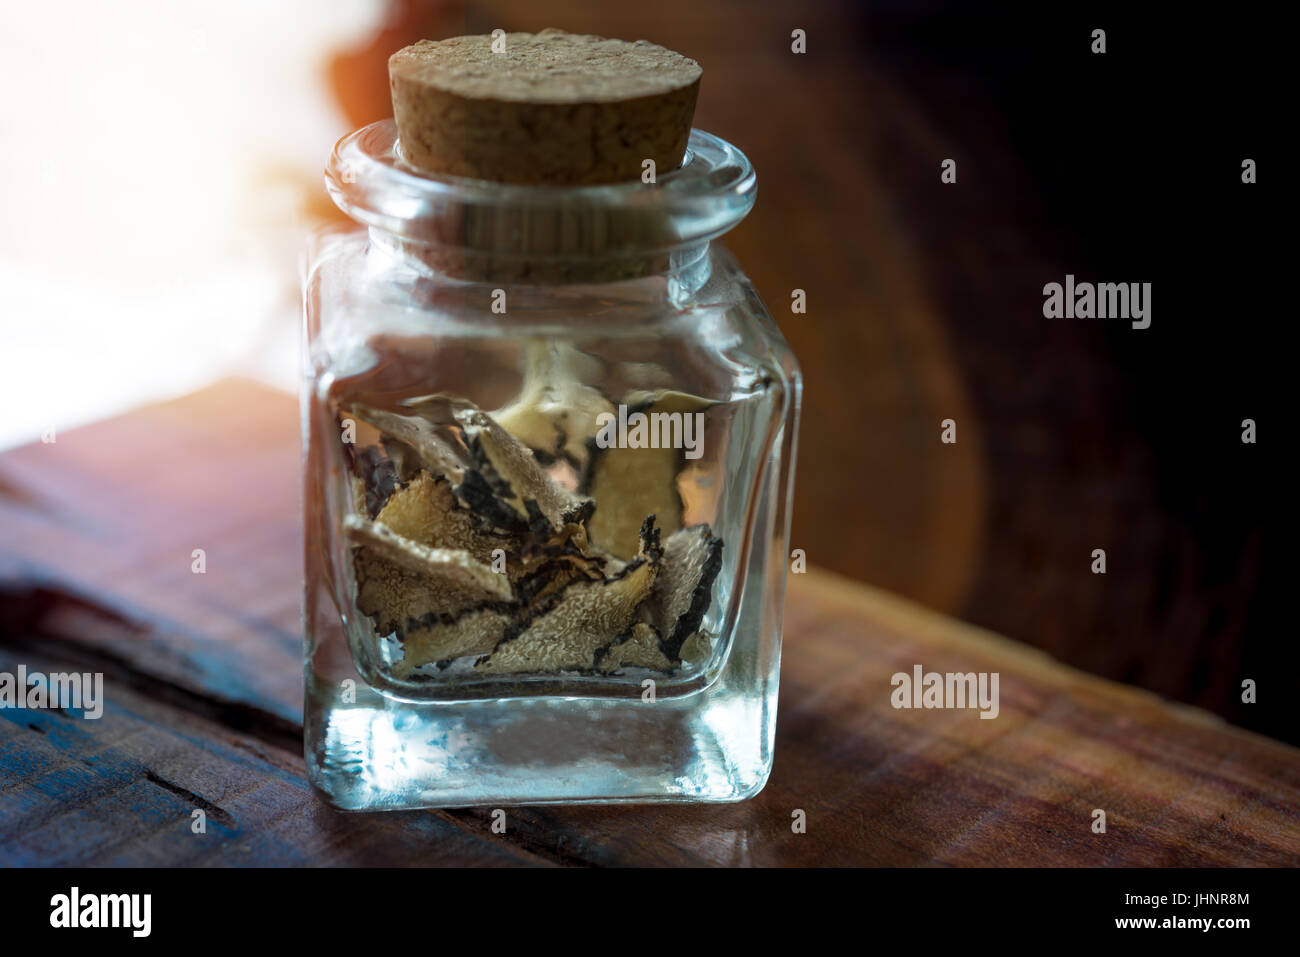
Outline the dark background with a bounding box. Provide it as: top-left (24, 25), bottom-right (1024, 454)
top-left (325, 1), bottom-right (1289, 741)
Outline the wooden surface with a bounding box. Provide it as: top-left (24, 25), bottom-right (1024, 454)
top-left (1, 379), bottom-right (1296, 866)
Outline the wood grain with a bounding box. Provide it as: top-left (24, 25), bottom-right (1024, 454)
top-left (1, 380), bottom-right (1296, 865)
top-left (0, 643), bottom-right (548, 866)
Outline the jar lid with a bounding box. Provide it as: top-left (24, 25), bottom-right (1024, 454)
top-left (389, 31), bottom-right (702, 185)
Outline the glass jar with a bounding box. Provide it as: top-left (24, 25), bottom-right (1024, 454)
top-left (301, 118), bottom-right (800, 808)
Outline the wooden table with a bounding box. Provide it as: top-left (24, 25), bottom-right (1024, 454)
top-left (1, 380), bottom-right (1296, 866)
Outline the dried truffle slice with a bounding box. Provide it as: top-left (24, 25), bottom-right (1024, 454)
top-left (475, 555), bottom-right (659, 674)
top-left (375, 470), bottom-right (513, 569)
top-left (584, 441), bottom-right (676, 558)
top-left (517, 517), bottom-right (604, 574)
top-left (454, 406), bottom-right (593, 535)
top-left (492, 340), bottom-right (614, 470)
top-left (678, 631), bottom-right (713, 668)
top-left (596, 517), bottom-right (653, 579)
top-left (393, 608), bottom-right (513, 678)
top-left (514, 520), bottom-right (608, 604)
top-left (596, 622), bottom-right (673, 674)
top-left (620, 388), bottom-right (715, 411)
top-left (584, 389), bottom-right (714, 558)
top-left (346, 515), bottom-right (512, 635)
top-left (350, 396), bottom-right (593, 542)
top-left (453, 467), bottom-right (533, 536)
top-left (645, 524), bottom-right (724, 659)
top-left (476, 519), bottom-right (661, 674)
top-left (346, 403), bottom-right (470, 482)
top-left (514, 552), bottom-right (604, 607)
top-left (352, 445), bottom-right (400, 517)
top-left (348, 474), bottom-right (368, 516)
top-left (383, 435), bottom-right (425, 483)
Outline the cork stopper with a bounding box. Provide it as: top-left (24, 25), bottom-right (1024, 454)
top-left (388, 29), bottom-right (701, 185)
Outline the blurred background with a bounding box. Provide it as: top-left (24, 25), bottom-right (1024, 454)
top-left (0, 2), bottom-right (1286, 740)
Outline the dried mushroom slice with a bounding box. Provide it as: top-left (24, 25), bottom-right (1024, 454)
top-left (401, 393), bottom-right (478, 424)
top-left (645, 524), bottom-right (724, 659)
top-left (346, 403), bottom-right (470, 482)
top-left (620, 388), bottom-right (715, 412)
top-left (348, 474), bottom-right (368, 516)
top-left (492, 340), bottom-right (614, 470)
top-left (351, 445), bottom-right (400, 517)
top-left (514, 553), bottom-right (604, 607)
top-left (517, 519), bottom-right (603, 574)
top-left (346, 515), bottom-right (512, 635)
top-left (596, 622), bottom-right (673, 674)
top-left (375, 470), bottom-right (513, 569)
top-left (393, 607), bottom-right (513, 678)
top-left (382, 435), bottom-right (425, 483)
top-left (454, 406), bottom-right (593, 535)
top-left (476, 517), bottom-right (662, 674)
top-left (475, 555), bottom-right (659, 674)
top-left (584, 389), bottom-right (714, 558)
top-left (514, 520), bottom-right (608, 604)
top-left (521, 517), bottom-right (597, 562)
top-left (453, 467), bottom-right (533, 536)
top-left (346, 396), bottom-right (593, 544)
top-left (584, 438), bottom-right (675, 559)
top-left (678, 631), bottom-right (713, 668)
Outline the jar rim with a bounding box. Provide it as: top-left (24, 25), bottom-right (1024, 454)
top-left (324, 119), bottom-right (756, 267)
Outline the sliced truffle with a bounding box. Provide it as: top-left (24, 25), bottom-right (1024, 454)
top-left (382, 435), bottom-right (426, 483)
top-left (584, 389), bottom-right (714, 558)
top-left (454, 405), bottom-right (593, 535)
top-left (346, 403), bottom-right (470, 482)
top-left (375, 470), bottom-right (513, 569)
top-left (454, 466), bottom-right (533, 536)
top-left (475, 518), bottom-right (661, 674)
top-left (645, 524), bottom-right (724, 659)
top-left (348, 474), bottom-right (368, 516)
top-left (596, 622), bottom-right (673, 674)
top-left (393, 608), bottom-right (513, 677)
top-left (514, 519), bottom-right (608, 604)
top-left (346, 515), bottom-right (512, 634)
top-left (492, 340), bottom-right (614, 470)
top-left (475, 557), bottom-right (659, 674)
top-left (621, 388), bottom-right (715, 411)
top-left (678, 631), bottom-right (713, 668)
top-left (348, 396), bottom-right (594, 542)
top-left (339, 393), bottom-right (730, 680)
top-left (352, 445), bottom-right (400, 517)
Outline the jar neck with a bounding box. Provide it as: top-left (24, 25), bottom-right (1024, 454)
top-left (326, 120), bottom-right (754, 295)
top-left (366, 226), bottom-right (714, 297)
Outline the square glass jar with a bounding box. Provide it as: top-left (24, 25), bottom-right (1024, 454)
top-left (301, 120), bottom-right (800, 808)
